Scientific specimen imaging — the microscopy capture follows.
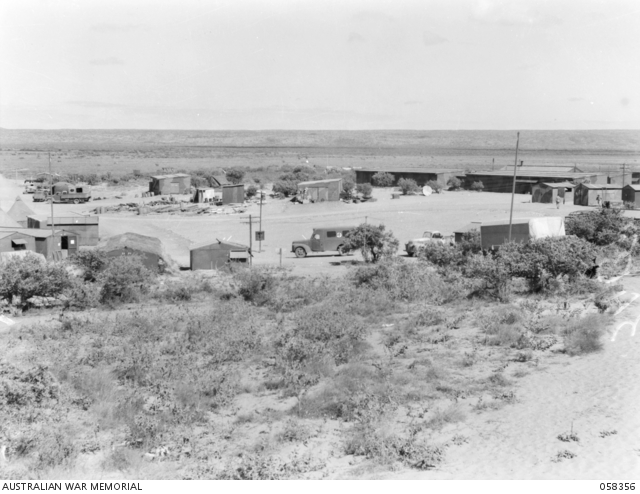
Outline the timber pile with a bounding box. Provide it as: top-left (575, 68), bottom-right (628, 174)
top-left (91, 201), bottom-right (247, 215)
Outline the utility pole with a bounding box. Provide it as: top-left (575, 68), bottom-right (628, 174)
top-left (241, 215), bottom-right (259, 267)
top-left (621, 163), bottom-right (627, 187)
top-left (258, 186), bottom-right (264, 252)
top-left (508, 132), bottom-right (520, 243)
top-left (49, 152), bottom-right (55, 241)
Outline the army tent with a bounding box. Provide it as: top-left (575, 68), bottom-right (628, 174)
top-left (7, 196), bottom-right (36, 227)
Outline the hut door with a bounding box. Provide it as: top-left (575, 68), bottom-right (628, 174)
top-left (170, 182), bottom-right (180, 194)
top-left (35, 238), bottom-right (47, 255)
top-left (62, 235), bottom-right (78, 255)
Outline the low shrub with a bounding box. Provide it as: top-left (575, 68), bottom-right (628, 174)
top-left (371, 172), bottom-right (394, 187)
top-left (236, 267), bottom-right (278, 305)
top-left (356, 183), bottom-right (373, 198)
top-left (68, 250), bottom-right (110, 282)
top-left (470, 181), bottom-right (484, 192)
top-left (447, 176), bottom-right (462, 190)
top-left (562, 314), bottom-right (609, 355)
top-left (398, 178), bottom-right (419, 195)
top-left (98, 254), bottom-right (154, 304)
top-left (425, 180), bottom-right (442, 194)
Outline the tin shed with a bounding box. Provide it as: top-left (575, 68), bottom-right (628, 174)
top-left (221, 184), bottom-right (245, 204)
top-left (297, 178), bottom-right (342, 202)
top-left (622, 185), bottom-right (640, 207)
top-left (0, 228), bottom-right (77, 260)
top-left (149, 174), bottom-right (191, 196)
top-left (27, 214), bottom-right (99, 246)
top-left (479, 217), bottom-right (565, 250)
top-left (190, 239), bottom-right (250, 270)
top-left (573, 183), bottom-right (623, 207)
top-left (531, 182), bottom-right (567, 204)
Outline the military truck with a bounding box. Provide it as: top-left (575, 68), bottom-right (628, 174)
top-left (405, 230), bottom-right (453, 257)
top-left (50, 182), bottom-right (92, 204)
top-left (292, 226), bottom-right (357, 258)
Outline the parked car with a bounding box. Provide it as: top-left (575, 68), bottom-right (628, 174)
top-left (33, 186), bottom-right (51, 202)
top-left (405, 230), bottom-right (453, 256)
top-left (292, 226), bottom-right (357, 258)
top-left (24, 180), bottom-right (37, 194)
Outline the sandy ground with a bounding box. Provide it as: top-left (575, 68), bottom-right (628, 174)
top-left (2, 174), bottom-right (639, 479)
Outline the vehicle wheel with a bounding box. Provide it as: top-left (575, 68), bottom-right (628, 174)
top-left (294, 247), bottom-right (307, 258)
top-left (407, 250), bottom-right (415, 257)
top-left (73, 199), bottom-right (80, 204)
top-left (337, 245), bottom-right (350, 256)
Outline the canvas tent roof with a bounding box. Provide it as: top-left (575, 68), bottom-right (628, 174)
top-left (7, 196), bottom-right (36, 223)
top-left (0, 209), bottom-right (22, 228)
top-left (97, 232), bottom-right (177, 271)
top-left (297, 178), bottom-right (342, 187)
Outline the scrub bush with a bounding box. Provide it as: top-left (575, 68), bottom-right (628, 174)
top-left (398, 178), bottom-right (419, 195)
top-left (97, 254), bottom-right (154, 304)
top-left (371, 172), bottom-right (394, 187)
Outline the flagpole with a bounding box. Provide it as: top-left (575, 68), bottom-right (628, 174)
top-left (508, 132), bottom-right (520, 243)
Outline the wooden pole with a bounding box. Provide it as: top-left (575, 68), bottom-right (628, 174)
top-left (508, 132), bottom-right (520, 243)
top-left (49, 152), bottom-right (55, 244)
top-left (249, 214), bottom-right (253, 267)
top-left (258, 186), bottom-right (263, 252)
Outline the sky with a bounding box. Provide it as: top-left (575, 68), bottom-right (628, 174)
top-left (0, 0), bottom-right (639, 130)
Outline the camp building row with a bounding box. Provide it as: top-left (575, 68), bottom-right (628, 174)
top-left (355, 169), bottom-right (460, 187)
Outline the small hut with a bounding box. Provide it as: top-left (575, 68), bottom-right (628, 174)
top-left (531, 182), bottom-right (569, 204)
top-left (190, 239), bottom-right (251, 270)
top-left (453, 222), bottom-right (481, 243)
top-left (221, 184), bottom-right (245, 205)
top-left (0, 228), bottom-right (76, 260)
top-left (297, 178), bottom-right (342, 202)
top-left (7, 196), bottom-right (36, 227)
top-left (193, 188), bottom-right (219, 203)
top-left (27, 214), bottom-right (99, 246)
top-left (622, 184), bottom-right (640, 207)
top-left (148, 174), bottom-right (191, 196)
top-left (573, 183), bottom-right (623, 207)
top-left (97, 232), bottom-right (177, 272)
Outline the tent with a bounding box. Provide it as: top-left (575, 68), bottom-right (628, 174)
top-left (0, 209), bottom-right (22, 228)
top-left (97, 232), bottom-right (177, 273)
top-left (480, 217), bottom-right (565, 250)
top-left (7, 196), bottom-right (36, 227)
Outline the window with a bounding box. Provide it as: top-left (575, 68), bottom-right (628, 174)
top-left (313, 234), bottom-right (320, 240)
top-left (327, 231), bottom-right (337, 238)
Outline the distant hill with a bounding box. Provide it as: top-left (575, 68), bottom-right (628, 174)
top-left (1, 129), bottom-right (639, 153)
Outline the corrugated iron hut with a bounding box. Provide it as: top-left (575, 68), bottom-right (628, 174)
top-left (297, 178), bottom-right (342, 202)
top-left (0, 228), bottom-right (77, 260)
top-left (7, 196), bottom-right (36, 227)
top-left (221, 184), bottom-right (245, 205)
top-left (462, 166), bottom-right (598, 194)
top-left (453, 222), bottom-right (482, 244)
top-left (573, 183), bottom-right (623, 207)
top-left (148, 173), bottom-right (191, 196)
top-left (622, 184), bottom-right (640, 207)
top-left (531, 182), bottom-right (569, 204)
top-left (97, 232), bottom-right (177, 273)
top-left (190, 239), bottom-right (251, 270)
top-left (355, 169), bottom-right (459, 187)
top-left (480, 217), bottom-right (565, 250)
top-left (27, 214), bottom-right (99, 246)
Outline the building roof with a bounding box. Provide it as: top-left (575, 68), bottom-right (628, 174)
top-left (27, 214), bottom-right (99, 225)
top-left (297, 178), bottom-right (343, 187)
top-left (576, 183), bottom-right (623, 190)
top-left (0, 227), bottom-right (67, 238)
top-left (0, 209), bottom-right (22, 228)
top-left (211, 175), bottom-right (231, 186)
top-left (453, 222), bottom-right (482, 234)
top-left (537, 181), bottom-right (576, 188)
top-left (190, 239), bottom-right (249, 251)
top-left (499, 165), bottom-right (584, 173)
top-left (464, 170), bottom-right (594, 179)
top-left (357, 168), bottom-right (458, 175)
top-left (480, 218), bottom-right (533, 227)
top-left (623, 184), bottom-right (640, 191)
top-left (149, 173), bottom-right (191, 180)
top-left (7, 196), bottom-right (36, 223)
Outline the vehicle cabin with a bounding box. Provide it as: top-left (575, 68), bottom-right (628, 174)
top-left (49, 182), bottom-right (92, 204)
top-left (292, 226), bottom-right (357, 258)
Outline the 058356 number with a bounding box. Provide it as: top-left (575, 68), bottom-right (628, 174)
top-left (600, 483), bottom-right (635, 490)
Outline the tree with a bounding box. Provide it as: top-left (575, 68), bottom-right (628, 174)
top-left (426, 180), bottom-right (443, 194)
top-left (272, 180), bottom-right (298, 197)
top-left (0, 254), bottom-right (71, 308)
top-left (565, 208), bottom-right (635, 246)
top-left (447, 176), bottom-right (462, 190)
top-left (371, 172), bottom-right (394, 187)
top-left (470, 181), bottom-right (484, 192)
top-left (98, 254), bottom-right (155, 304)
top-left (225, 168), bottom-right (245, 184)
top-left (356, 183), bottom-right (373, 198)
top-left (398, 178), bottom-right (419, 195)
top-left (68, 250), bottom-right (110, 282)
top-left (342, 224), bottom-right (399, 263)
top-left (341, 178), bottom-right (356, 200)
top-left (245, 185), bottom-right (258, 198)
